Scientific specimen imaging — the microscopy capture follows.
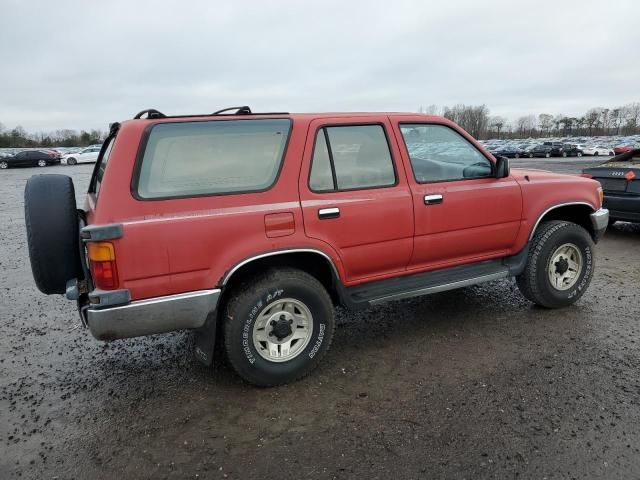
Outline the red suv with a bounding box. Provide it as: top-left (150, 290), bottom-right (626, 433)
top-left (24, 107), bottom-right (609, 386)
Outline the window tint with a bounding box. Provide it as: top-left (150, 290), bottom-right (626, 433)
top-left (400, 124), bottom-right (492, 183)
top-left (309, 125), bottom-right (396, 192)
top-left (137, 119), bottom-right (291, 199)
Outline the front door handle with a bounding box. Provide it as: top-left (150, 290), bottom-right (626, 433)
top-left (318, 207), bottom-right (340, 219)
top-left (424, 194), bottom-right (443, 205)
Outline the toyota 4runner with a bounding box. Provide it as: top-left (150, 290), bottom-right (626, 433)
top-left (24, 107), bottom-right (609, 386)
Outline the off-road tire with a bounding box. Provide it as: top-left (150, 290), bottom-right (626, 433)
top-left (224, 268), bottom-right (335, 386)
top-left (516, 221), bottom-right (595, 308)
top-left (24, 174), bottom-right (82, 294)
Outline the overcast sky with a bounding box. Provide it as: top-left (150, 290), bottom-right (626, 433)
top-left (1, 0), bottom-right (638, 132)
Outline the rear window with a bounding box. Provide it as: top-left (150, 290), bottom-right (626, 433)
top-left (136, 119), bottom-right (291, 199)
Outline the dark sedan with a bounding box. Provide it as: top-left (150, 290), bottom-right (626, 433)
top-left (493, 146), bottom-right (526, 158)
top-left (583, 149), bottom-right (640, 224)
top-left (562, 144), bottom-right (584, 157)
top-left (529, 144), bottom-right (554, 158)
top-left (0, 150), bottom-right (60, 169)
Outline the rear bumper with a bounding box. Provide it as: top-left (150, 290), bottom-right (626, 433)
top-left (590, 208), bottom-right (609, 242)
top-left (603, 194), bottom-right (640, 222)
top-left (84, 289), bottom-right (221, 341)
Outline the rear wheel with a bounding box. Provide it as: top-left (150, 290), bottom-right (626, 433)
top-left (0, 160), bottom-right (8, 169)
top-left (577, 152), bottom-right (583, 157)
top-left (593, 151), bottom-right (599, 156)
top-left (528, 153), bottom-right (533, 158)
top-left (224, 268), bottom-right (335, 386)
top-left (516, 221), bottom-right (595, 308)
top-left (562, 152), bottom-right (567, 157)
top-left (545, 153), bottom-right (551, 158)
top-left (514, 153), bottom-right (520, 158)
top-left (24, 175), bottom-right (82, 294)
top-left (37, 159), bottom-right (47, 167)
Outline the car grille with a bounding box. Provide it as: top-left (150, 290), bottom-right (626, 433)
top-left (597, 178), bottom-right (628, 192)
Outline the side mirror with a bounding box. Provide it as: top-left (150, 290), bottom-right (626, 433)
top-left (495, 156), bottom-right (510, 178)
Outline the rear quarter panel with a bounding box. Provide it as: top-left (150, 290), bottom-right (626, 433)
top-left (90, 117), bottom-right (346, 301)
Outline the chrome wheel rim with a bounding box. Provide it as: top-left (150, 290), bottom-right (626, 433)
top-left (252, 298), bottom-right (313, 362)
top-left (548, 243), bottom-right (583, 291)
top-left (37, 160), bottom-right (46, 167)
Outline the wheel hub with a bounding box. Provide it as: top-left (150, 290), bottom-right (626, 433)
top-left (252, 298), bottom-right (313, 363)
top-left (270, 316), bottom-right (293, 340)
top-left (554, 256), bottom-right (569, 275)
top-left (547, 243), bottom-right (583, 291)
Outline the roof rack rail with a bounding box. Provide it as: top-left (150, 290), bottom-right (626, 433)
top-left (133, 109), bottom-right (166, 119)
top-left (212, 106), bottom-right (252, 115)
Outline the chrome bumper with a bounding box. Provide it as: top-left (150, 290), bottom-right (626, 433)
top-left (85, 289), bottom-right (221, 341)
top-left (590, 208), bottom-right (609, 242)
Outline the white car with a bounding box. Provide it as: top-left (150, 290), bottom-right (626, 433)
top-left (579, 145), bottom-right (614, 156)
top-left (61, 146), bottom-right (101, 165)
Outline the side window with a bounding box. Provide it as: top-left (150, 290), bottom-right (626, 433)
top-left (309, 125), bottom-right (396, 192)
top-left (94, 138), bottom-right (115, 197)
top-left (399, 124), bottom-right (492, 183)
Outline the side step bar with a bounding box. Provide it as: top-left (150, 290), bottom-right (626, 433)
top-left (344, 251), bottom-right (528, 308)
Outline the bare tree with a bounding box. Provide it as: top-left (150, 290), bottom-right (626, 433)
top-left (538, 114), bottom-right (553, 136)
top-left (489, 115), bottom-right (507, 138)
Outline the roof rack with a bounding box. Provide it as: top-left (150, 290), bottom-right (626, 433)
top-left (212, 106), bottom-right (252, 115)
top-left (132, 107), bottom-right (290, 120)
top-left (133, 109), bottom-right (166, 119)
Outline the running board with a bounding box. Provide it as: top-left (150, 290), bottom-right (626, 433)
top-left (345, 260), bottom-right (511, 307)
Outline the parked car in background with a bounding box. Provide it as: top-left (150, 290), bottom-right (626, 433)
top-left (583, 149), bottom-right (640, 224)
top-left (492, 146), bottom-right (526, 158)
top-left (581, 145), bottom-right (614, 156)
top-left (543, 142), bottom-right (565, 157)
top-left (614, 144), bottom-right (639, 155)
top-left (562, 144), bottom-right (584, 157)
top-left (61, 146), bottom-right (101, 165)
top-left (0, 150), bottom-right (60, 169)
top-left (530, 144), bottom-right (554, 158)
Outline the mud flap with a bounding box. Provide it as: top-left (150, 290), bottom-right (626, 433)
top-left (193, 311), bottom-right (218, 367)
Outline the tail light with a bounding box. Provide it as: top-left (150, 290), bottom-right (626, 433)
top-left (87, 242), bottom-right (118, 289)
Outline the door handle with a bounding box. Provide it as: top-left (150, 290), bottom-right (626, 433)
top-left (424, 194), bottom-right (443, 205)
top-left (318, 207), bottom-right (340, 219)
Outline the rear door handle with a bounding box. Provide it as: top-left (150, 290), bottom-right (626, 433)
top-left (424, 194), bottom-right (443, 205)
top-left (318, 207), bottom-right (340, 219)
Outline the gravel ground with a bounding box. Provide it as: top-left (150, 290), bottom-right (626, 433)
top-left (1, 158), bottom-right (639, 479)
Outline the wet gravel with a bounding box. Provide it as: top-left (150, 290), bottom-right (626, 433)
top-left (1, 159), bottom-right (639, 479)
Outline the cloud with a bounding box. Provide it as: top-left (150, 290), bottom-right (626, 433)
top-left (0, 0), bottom-right (638, 131)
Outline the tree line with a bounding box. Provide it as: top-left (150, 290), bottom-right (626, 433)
top-left (0, 122), bottom-right (106, 148)
top-left (418, 102), bottom-right (640, 140)
top-left (3, 102), bottom-right (640, 147)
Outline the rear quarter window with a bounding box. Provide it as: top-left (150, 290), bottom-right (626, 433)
top-left (136, 118), bottom-right (291, 199)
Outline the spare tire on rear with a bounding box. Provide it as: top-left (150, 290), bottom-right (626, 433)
top-left (24, 175), bottom-right (82, 294)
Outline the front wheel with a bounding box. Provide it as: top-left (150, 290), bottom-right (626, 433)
top-left (577, 152), bottom-right (583, 157)
top-left (514, 153), bottom-right (520, 159)
top-left (528, 153), bottom-right (533, 158)
top-left (593, 151), bottom-right (599, 156)
top-left (562, 152), bottom-right (567, 157)
top-left (545, 153), bottom-right (551, 158)
top-left (224, 268), bottom-right (335, 386)
top-left (516, 221), bottom-right (595, 308)
top-left (67, 157), bottom-right (77, 165)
